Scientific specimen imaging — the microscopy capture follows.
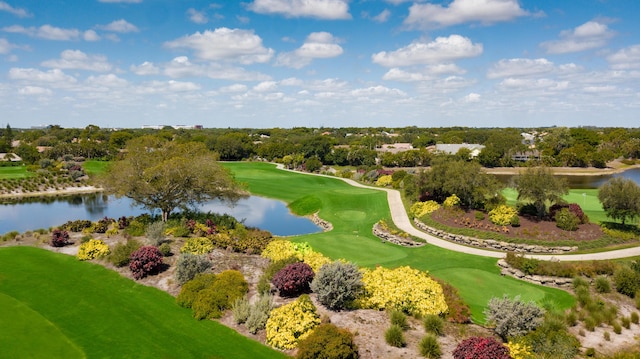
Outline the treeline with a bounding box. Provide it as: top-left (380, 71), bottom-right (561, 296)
top-left (4, 124), bottom-right (640, 169)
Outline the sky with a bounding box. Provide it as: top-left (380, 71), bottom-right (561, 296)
top-left (1, 0), bottom-right (640, 129)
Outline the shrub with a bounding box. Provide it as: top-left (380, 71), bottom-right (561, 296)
top-left (261, 239), bottom-right (298, 262)
top-left (375, 175), bottom-right (393, 187)
top-left (50, 228), bottom-right (70, 247)
top-left (484, 295), bottom-right (545, 340)
top-left (124, 219), bottom-right (146, 236)
top-left (311, 261), bottom-right (363, 311)
top-left (77, 239), bottom-right (110, 261)
top-left (358, 266), bottom-right (448, 317)
top-left (614, 266), bottom-right (640, 297)
top-left (108, 239), bottom-right (141, 267)
top-left (506, 341), bottom-right (533, 359)
top-left (175, 253), bottom-right (211, 285)
top-left (410, 200), bottom-right (441, 218)
top-left (384, 324), bottom-right (406, 348)
top-left (573, 276), bottom-right (590, 289)
top-left (146, 221), bottom-right (166, 246)
top-left (434, 278), bottom-right (471, 324)
top-left (555, 208), bottom-right (580, 231)
top-left (390, 310), bottom-right (409, 331)
top-left (129, 246), bottom-right (163, 280)
top-left (272, 262), bottom-right (315, 297)
top-left (61, 219), bottom-right (93, 232)
top-left (176, 273), bottom-right (217, 308)
top-left (474, 211), bottom-right (485, 221)
top-left (231, 296), bottom-right (251, 324)
top-left (522, 317), bottom-right (579, 359)
top-left (423, 314), bottom-right (444, 336)
top-left (296, 323), bottom-right (359, 359)
top-left (568, 203), bottom-right (588, 224)
top-left (604, 331), bottom-right (611, 341)
top-left (266, 294), bottom-right (320, 350)
top-left (613, 321), bottom-right (622, 334)
top-left (419, 334), bottom-right (441, 359)
top-left (488, 205), bottom-right (518, 226)
top-left (93, 217), bottom-right (112, 233)
top-left (258, 256), bottom-right (300, 295)
top-left (452, 337), bottom-right (510, 359)
top-left (246, 293), bottom-right (274, 334)
top-left (595, 276), bottom-right (611, 293)
top-left (191, 270), bottom-right (248, 319)
top-left (180, 237), bottom-right (214, 255)
top-left (510, 214), bottom-right (520, 227)
top-left (443, 194), bottom-right (460, 208)
top-left (631, 311), bottom-right (639, 324)
top-left (158, 242), bottom-right (172, 256)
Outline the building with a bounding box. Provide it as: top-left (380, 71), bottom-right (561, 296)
top-left (433, 144), bottom-right (485, 158)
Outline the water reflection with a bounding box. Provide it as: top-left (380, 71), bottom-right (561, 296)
top-left (495, 167), bottom-right (640, 189)
top-left (0, 194), bottom-right (320, 236)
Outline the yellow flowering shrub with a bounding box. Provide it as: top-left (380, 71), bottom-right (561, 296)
top-left (77, 239), bottom-right (110, 261)
top-left (357, 266), bottom-right (448, 317)
top-left (180, 237), bottom-right (214, 255)
top-left (262, 240), bottom-right (330, 271)
top-left (300, 251), bottom-right (332, 272)
top-left (443, 194), bottom-right (460, 208)
top-left (410, 200), bottom-right (440, 218)
top-left (266, 294), bottom-right (321, 350)
top-left (507, 341), bottom-right (534, 359)
top-left (489, 205), bottom-right (518, 226)
top-left (375, 175), bottom-right (393, 187)
top-left (261, 239), bottom-right (298, 262)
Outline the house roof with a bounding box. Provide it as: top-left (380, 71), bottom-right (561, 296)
top-left (434, 144), bottom-right (485, 155)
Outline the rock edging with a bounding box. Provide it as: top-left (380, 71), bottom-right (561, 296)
top-left (497, 259), bottom-right (575, 289)
top-left (372, 223), bottom-right (425, 247)
top-left (310, 212), bottom-right (333, 231)
top-left (413, 219), bottom-right (578, 254)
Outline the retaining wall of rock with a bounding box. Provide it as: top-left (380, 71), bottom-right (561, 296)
top-left (497, 259), bottom-right (576, 289)
top-left (310, 212), bottom-right (333, 232)
top-left (372, 224), bottom-right (425, 247)
top-left (413, 219), bottom-right (578, 254)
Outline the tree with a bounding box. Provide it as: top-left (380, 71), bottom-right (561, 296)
top-left (598, 177), bottom-right (640, 225)
top-left (101, 136), bottom-right (244, 222)
top-left (514, 167), bottom-right (568, 219)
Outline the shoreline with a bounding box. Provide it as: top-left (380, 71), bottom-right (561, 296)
top-left (0, 186), bottom-right (103, 200)
top-left (484, 163), bottom-right (640, 176)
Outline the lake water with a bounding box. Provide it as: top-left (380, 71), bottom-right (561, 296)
top-left (0, 194), bottom-right (321, 236)
top-left (495, 167), bottom-right (640, 189)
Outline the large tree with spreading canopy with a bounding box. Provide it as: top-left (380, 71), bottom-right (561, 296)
top-left (101, 136), bottom-right (245, 221)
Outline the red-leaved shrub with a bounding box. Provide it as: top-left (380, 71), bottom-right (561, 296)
top-left (272, 262), bottom-right (314, 297)
top-left (129, 246), bottom-right (163, 280)
top-left (50, 229), bottom-right (70, 247)
top-left (452, 337), bottom-right (510, 359)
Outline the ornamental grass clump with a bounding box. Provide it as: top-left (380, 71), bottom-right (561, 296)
top-left (357, 266), bottom-right (448, 317)
top-left (423, 314), bottom-right (444, 336)
top-left (77, 239), bottom-right (110, 261)
top-left (266, 294), bottom-right (320, 350)
top-left (384, 324), bottom-right (406, 348)
top-left (419, 334), bottom-right (441, 359)
top-left (246, 293), bottom-right (274, 334)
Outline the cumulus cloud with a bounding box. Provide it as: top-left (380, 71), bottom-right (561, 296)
top-left (18, 86), bottom-right (52, 95)
top-left (130, 61), bottom-right (160, 75)
top-left (162, 56), bottom-right (271, 81)
top-left (164, 28), bottom-right (274, 64)
top-left (383, 64), bottom-right (465, 82)
top-left (462, 92), bottom-right (481, 102)
top-left (187, 8), bottom-right (208, 24)
top-left (499, 78), bottom-right (569, 91)
top-left (41, 50), bottom-right (113, 72)
top-left (540, 21), bottom-right (614, 54)
top-left (607, 45), bottom-right (640, 70)
top-left (276, 32), bottom-right (343, 68)
top-left (405, 0), bottom-right (529, 28)
top-left (86, 74), bottom-right (129, 88)
top-left (487, 58), bottom-right (555, 79)
top-left (220, 84), bottom-right (248, 92)
top-left (0, 37), bottom-right (16, 54)
top-left (253, 81), bottom-right (278, 92)
top-left (97, 19), bottom-right (139, 33)
top-left (373, 9), bottom-right (391, 23)
top-left (0, 1), bottom-right (32, 17)
top-left (3, 24), bottom-right (81, 40)
top-left (83, 30), bottom-right (101, 41)
top-left (247, 0), bottom-right (351, 20)
top-left (372, 35), bottom-right (482, 67)
top-left (8, 68), bottom-right (78, 86)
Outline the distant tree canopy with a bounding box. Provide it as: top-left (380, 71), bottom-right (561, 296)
top-left (101, 136), bottom-right (245, 221)
top-left (598, 177), bottom-right (640, 225)
top-left (514, 166), bottom-right (569, 218)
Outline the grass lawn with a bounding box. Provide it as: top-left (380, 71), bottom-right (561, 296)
top-left (82, 160), bottom-right (110, 176)
top-left (224, 162), bottom-right (574, 322)
top-left (0, 246), bottom-right (287, 359)
top-left (0, 166), bottom-right (32, 179)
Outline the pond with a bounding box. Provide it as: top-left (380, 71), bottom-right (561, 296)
top-left (0, 194), bottom-right (321, 236)
top-left (494, 167), bottom-right (640, 189)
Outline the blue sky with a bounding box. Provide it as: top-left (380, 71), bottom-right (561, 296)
top-left (1, 0), bottom-right (640, 129)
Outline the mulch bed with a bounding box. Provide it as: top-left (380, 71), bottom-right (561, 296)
top-left (431, 208), bottom-right (604, 242)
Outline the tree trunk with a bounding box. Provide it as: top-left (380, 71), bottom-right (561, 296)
top-left (162, 209), bottom-right (171, 222)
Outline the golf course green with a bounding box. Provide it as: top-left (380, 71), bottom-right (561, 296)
top-left (224, 162), bottom-right (575, 322)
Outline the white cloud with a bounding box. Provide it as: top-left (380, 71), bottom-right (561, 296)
top-left (0, 1), bottom-right (32, 17)
top-left (499, 77), bottom-right (568, 91)
top-left (405, 0), bottom-right (529, 28)
top-left (607, 45), bottom-right (640, 70)
top-left (487, 58), bottom-right (555, 79)
top-left (247, 0), bottom-right (351, 20)
top-left (220, 84), bottom-right (248, 92)
top-left (350, 85), bottom-right (406, 98)
top-left (41, 50), bottom-right (113, 72)
top-left (372, 35), bottom-right (482, 67)
top-left (83, 30), bottom-right (101, 41)
top-left (384, 0), bottom-right (411, 5)
top-left (276, 32), bottom-right (343, 68)
top-left (130, 61), bottom-right (160, 75)
top-left (540, 21), bottom-right (614, 54)
top-left (0, 37), bottom-right (15, 54)
top-left (97, 19), bottom-right (139, 33)
top-left (2, 24), bottom-right (81, 40)
top-left (382, 64), bottom-right (465, 82)
top-left (164, 28), bottom-right (274, 64)
top-left (583, 85), bottom-right (616, 93)
top-left (187, 8), bottom-right (208, 24)
top-left (462, 92), bottom-right (480, 102)
top-left (8, 68), bottom-right (78, 85)
top-left (136, 80), bottom-right (201, 94)
top-left (86, 74), bottom-right (129, 88)
top-left (253, 81), bottom-right (278, 92)
top-left (18, 86), bottom-right (52, 95)
top-left (162, 56), bottom-right (271, 81)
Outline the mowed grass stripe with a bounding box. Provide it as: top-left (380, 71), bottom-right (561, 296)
top-left (224, 162), bottom-right (575, 322)
top-left (0, 246), bottom-right (287, 359)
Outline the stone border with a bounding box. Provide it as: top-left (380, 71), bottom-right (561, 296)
top-left (309, 212), bottom-right (333, 232)
top-left (497, 259), bottom-right (575, 289)
top-left (413, 219), bottom-right (578, 254)
top-left (372, 223), bottom-right (425, 247)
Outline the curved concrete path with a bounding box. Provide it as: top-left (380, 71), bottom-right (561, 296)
top-left (276, 164), bottom-right (640, 261)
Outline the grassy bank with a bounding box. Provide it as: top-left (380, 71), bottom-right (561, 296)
top-left (224, 162), bottom-right (574, 322)
top-left (0, 246), bottom-right (287, 359)
top-left (0, 166), bottom-right (32, 179)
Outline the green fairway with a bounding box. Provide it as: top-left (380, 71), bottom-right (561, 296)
top-left (0, 166), bottom-right (32, 179)
top-left (224, 162), bottom-right (575, 322)
top-left (0, 246), bottom-right (287, 359)
top-left (82, 160), bottom-right (110, 176)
